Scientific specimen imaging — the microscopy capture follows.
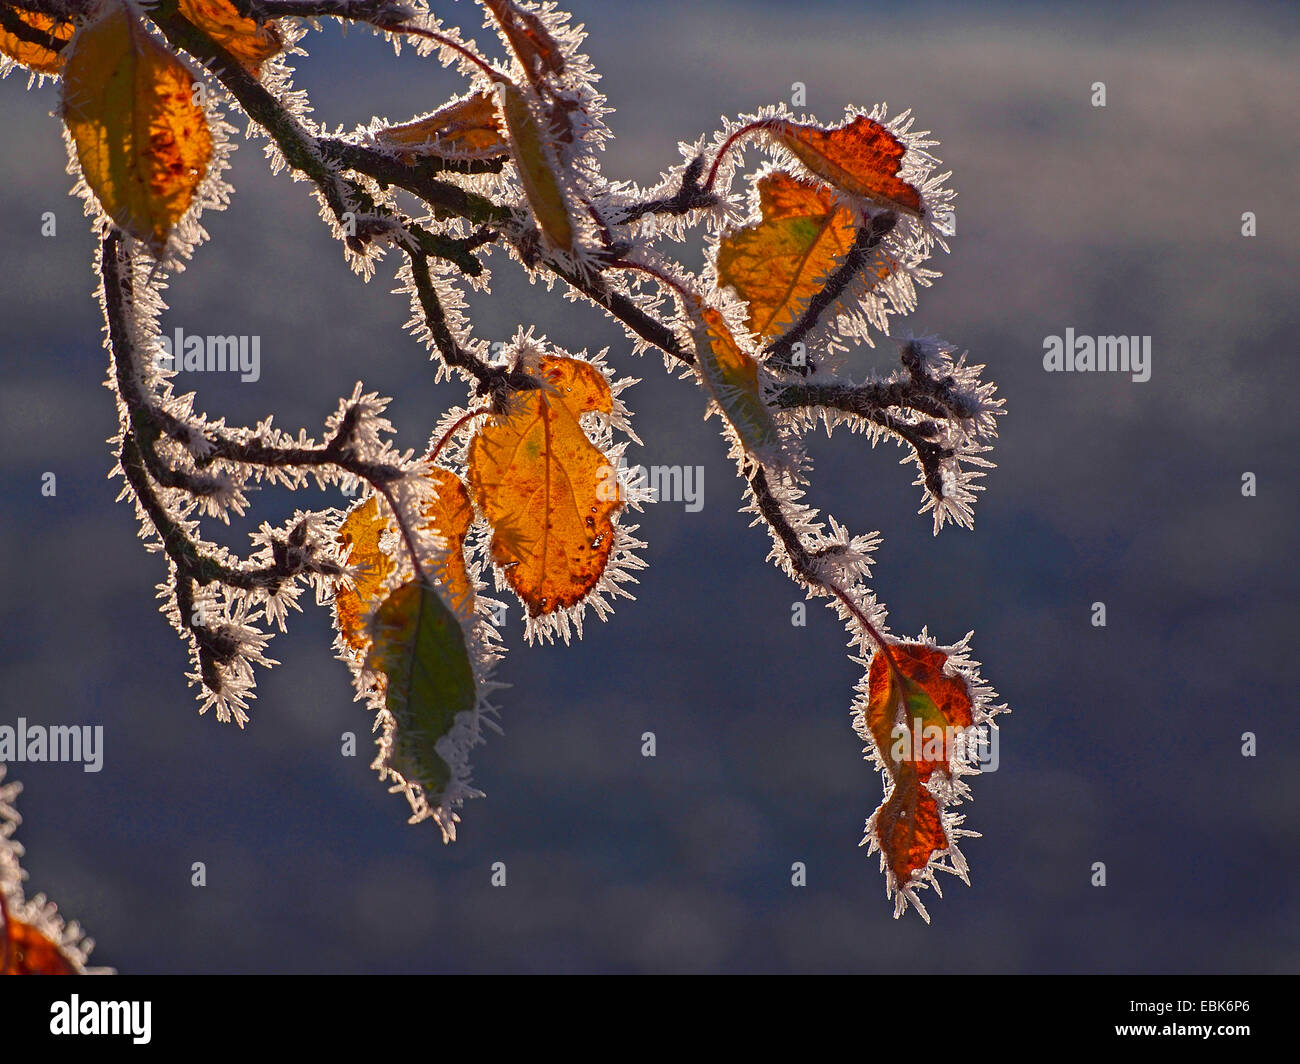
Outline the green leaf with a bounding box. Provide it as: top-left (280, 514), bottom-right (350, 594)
top-left (366, 579), bottom-right (477, 798)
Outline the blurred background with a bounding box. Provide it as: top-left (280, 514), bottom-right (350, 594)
top-left (0, 0), bottom-right (1296, 973)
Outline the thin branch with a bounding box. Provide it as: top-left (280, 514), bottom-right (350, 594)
top-left (608, 156), bottom-right (718, 226)
top-left (766, 210), bottom-right (899, 374)
top-left (146, 1), bottom-right (355, 229)
top-left (748, 465), bottom-right (894, 663)
top-left (0, 3), bottom-right (69, 51)
top-left (0, 0), bottom-right (92, 19)
top-left (227, 0), bottom-right (411, 23)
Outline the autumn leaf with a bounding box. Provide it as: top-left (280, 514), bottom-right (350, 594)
top-left (62, 6), bottom-right (213, 253)
top-left (333, 495), bottom-right (398, 653)
top-left (334, 469), bottom-right (477, 651)
top-left (768, 114), bottom-right (923, 217)
top-left (0, 7), bottom-right (74, 75)
top-left (2, 916), bottom-right (76, 975)
top-left (482, 0), bottom-right (566, 86)
top-left (501, 82), bottom-right (574, 249)
top-left (873, 771), bottom-right (946, 889)
top-left (367, 579), bottom-right (477, 804)
top-left (865, 642), bottom-right (974, 780)
top-left (178, 0), bottom-right (282, 74)
top-left (717, 170), bottom-right (860, 339)
top-left (689, 305), bottom-right (783, 459)
top-left (859, 641), bottom-right (979, 900)
top-left (376, 91), bottom-right (508, 161)
top-left (468, 355), bottom-right (620, 616)
top-left (425, 467), bottom-right (476, 617)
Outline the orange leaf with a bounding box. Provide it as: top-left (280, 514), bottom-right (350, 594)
top-left (0, 8), bottom-right (74, 75)
top-left (333, 495), bottom-right (397, 653)
top-left (2, 918), bottom-right (76, 975)
top-left (61, 6), bottom-right (213, 253)
top-left (874, 770), bottom-right (946, 888)
top-left (690, 306), bottom-right (783, 458)
top-left (769, 114), bottom-right (923, 217)
top-left (467, 355), bottom-right (620, 616)
top-left (376, 91), bottom-right (508, 161)
top-left (866, 642), bottom-right (974, 780)
top-left (717, 170), bottom-right (859, 339)
top-left (482, 0), bottom-right (566, 86)
top-left (425, 467), bottom-right (476, 617)
top-left (862, 642), bottom-right (977, 893)
top-left (178, 0), bottom-right (283, 74)
top-left (501, 82), bottom-right (574, 249)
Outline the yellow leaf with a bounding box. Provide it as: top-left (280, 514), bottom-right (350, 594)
top-left (178, 0), bottom-right (282, 74)
top-left (62, 7), bottom-right (212, 253)
top-left (500, 82), bottom-right (574, 250)
top-left (375, 91), bottom-right (508, 161)
top-left (467, 355), bottom-right (620, 616)
top-left (717, 170), bottom-right (860, 339)
top-left (333, 495), bottom-right (397, 653)
top-left (0, 8), bottom-right (74, 75)
top-left (769, 114), bottom-right (923, 217)
top-left (425, 467), bottom-right (476, 617)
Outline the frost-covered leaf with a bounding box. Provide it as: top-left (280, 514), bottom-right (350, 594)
top-left (865, 642), bottom-right (974, 781)
top-left (366, 580), bottom-right (477, 807)
top-left (375, 90), bottom-right (508, 161)
top-left (468, 354), bottom-right (621, 617)
top-left (500, 81), bottom-right (574, 249)
top-left (481, 0), bottom-right (567, 86)
top-left (689, 305), bottom-right (783, 461)
top-left (2, 917), bottom-right (77, 975)
top-left (61, 6), bottom-right (212, 253)
top-left (0, 7), bottom-right (74, 75)
top-left (425, 467), bottom-right (476, 617)
top-left (716, 170), bottom-right (861, 339)
top-left (853, 634), bottom-right (1003, 921)
top-left (334, 469), bottom-right (477, 648)
top-left (1, 765), bottom-right (108, 974)
top-left (769, 114), bottom-right (923, 217)
top-left (873, 770), bottom-right (945, 893)
top-left (178, 0), bottom-right (283, 75)
top-left (333, 495), bottom-right (398, 653)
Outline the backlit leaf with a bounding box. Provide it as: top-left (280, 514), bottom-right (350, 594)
top-left (873, 771), bottom-right (946, 889)
top-left (468, 355), bottom-right (620, 616)
top-left (333, 495), bottom-right (397, 653)
top-left (482, 0), bottom-right (566, 86)
top-left (716, 170), bottom-right (859, 339)
top-left (500, 81), bottom-right (574, 249)
top-left (375, 91), bottom-right (508, 161)
top-left (769, 114), bottom-right (923, 217)
top-left (178, 0), bottom-right (283, 74)
top-left (425, 467), bottom-right (476, 617)
top-left (334, 470), bottom-right (477, 652)
top-left (2, 918), bottom-right (76, 975)
top-left (62, 6), bottom-right (212, 253)
top-left (862, 642), bottom-right (976, 894)
top-left (0, 8), bottom-right (74, 75)
top-left (367, 580), bottom-right (477, 804)
top-left (866, 641), bottom-right (974, 780)
top-left (689, 305), bottom-right (783, 459)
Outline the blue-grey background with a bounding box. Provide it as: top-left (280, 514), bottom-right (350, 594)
top-left (0, 0), bottom-right (1296, 972)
